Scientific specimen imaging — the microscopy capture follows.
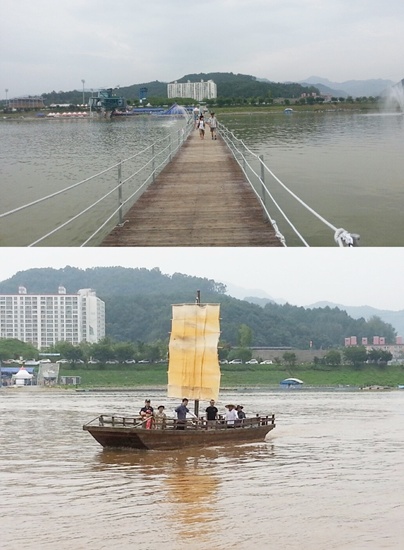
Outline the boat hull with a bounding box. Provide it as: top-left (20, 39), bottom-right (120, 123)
top-left (83, 423), bottom-right (275, 451)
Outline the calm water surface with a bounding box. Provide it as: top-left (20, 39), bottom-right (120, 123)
top-left (0, 116), bottom-right (186, 245)
top-left (1, 110), bottom-right (404, 245)
top-left (220, 110), bottom-right (404, 246)
top-left (1, 389), bottom-right (403, 549)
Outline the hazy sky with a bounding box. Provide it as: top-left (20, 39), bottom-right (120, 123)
top-left (0, 248), bottom-right (403, 311)
top-left (2, 0), bottom-right (404, 98)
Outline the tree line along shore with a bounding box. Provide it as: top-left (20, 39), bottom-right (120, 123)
top-left (1, 100), bottom-right (382, 121)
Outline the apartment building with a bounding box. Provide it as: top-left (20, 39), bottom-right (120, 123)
top-left (167, 79), bottom-right (217, 102)
top-left (0, 286), bottom-right (105, 349)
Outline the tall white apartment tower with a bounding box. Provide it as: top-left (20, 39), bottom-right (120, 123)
top-left (0, 286), bottom-right (105, 349)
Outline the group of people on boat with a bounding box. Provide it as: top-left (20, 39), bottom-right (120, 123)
top-left (139, 398), bottom-right (247, 430)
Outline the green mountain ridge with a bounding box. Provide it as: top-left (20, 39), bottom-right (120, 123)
top-left (0, 267), bottom-right (396, 350)
top-left (41, 72), bottom-right (319, 104)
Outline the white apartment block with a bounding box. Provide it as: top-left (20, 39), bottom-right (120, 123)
top-left (0, 286), bottom-right (105, 349)
top-left (167, 79), bottom-right (217, 102)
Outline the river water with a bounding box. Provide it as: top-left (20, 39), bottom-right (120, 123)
top-left (1, 109), bottom-right (404, 246)
top-left (0, 116), bottom-right (187, 246)
top-left (220, 110), bottom-right (404, 246)
top-left (1, 389), bottom-right (403, 549)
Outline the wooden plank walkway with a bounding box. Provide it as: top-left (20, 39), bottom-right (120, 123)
top-left (101, 128), bottom-right (283, 246)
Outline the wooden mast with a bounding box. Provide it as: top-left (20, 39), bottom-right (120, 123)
top-left (194, 290), bottom-right (201, 418)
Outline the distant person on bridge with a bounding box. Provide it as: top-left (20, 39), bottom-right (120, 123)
top-left (197, 115), bottom-right (205, 139)
top-left (193, 106), bottom-right (200, 124)
top-left (207, 112), bottom-right (218, 140)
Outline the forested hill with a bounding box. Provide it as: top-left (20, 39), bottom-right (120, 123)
top-left (0, 267), bottom-right (396, 349)
top-left (41, 72), bottom-right (319, 104)
top-left (178, 72), bottom-right (319, 99)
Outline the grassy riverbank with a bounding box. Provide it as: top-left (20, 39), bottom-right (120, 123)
top-left (215, 102), bottom-right (381, 115)
top-left (60, 363), bottom-right (404, 389)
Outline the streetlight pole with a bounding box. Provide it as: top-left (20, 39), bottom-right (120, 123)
top-left (5, 88), bottom-right (8, 108)
top-left (81, 79), bottom-right (85, 106)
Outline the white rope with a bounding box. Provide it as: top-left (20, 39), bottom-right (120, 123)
top-left (0, 124), bottom-right (192, 221)
top-left (227, 143), bottom-right (306, 247)
top-left (6, 121), bottom-right (193, 245)
top-left (219, 122), bottom-right (358, 246)
top-left (81, 151), bottom-right (174, 246)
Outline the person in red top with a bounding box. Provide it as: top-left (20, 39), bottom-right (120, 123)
top-left (139, 399), bottom-right (154, 428)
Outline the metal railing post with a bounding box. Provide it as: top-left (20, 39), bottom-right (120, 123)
top-left (152, 144), bottom-right (155, 183)
top-left (117, 159), bottom-right (123, 225)
top-left (169, 134), bottom-right (172, 162)
top-left (259, 154), bottom-right (266, 205)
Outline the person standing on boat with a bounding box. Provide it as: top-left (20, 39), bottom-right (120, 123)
top-left (154, 405), bottom-right (167, 429)
top-left (225, 404), bottom-right (238, 427)
top-left (236, 405), bottom-right (246, 420)
top-left (236, 405), bottom-right (246, 426)
top-left (140, 399), bottom-right (154, 427)
top-left (175, 398), bottom-right (196, 429)
top-left (206, 399), bottom-right (218, 428)
top-left (207, 112), bottom-right (218, 140)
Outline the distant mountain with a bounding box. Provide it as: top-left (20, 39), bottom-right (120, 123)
top-left (308, 301), bottom-right (404, 337)
top-left (303, 82), bottom-right (348, 98)
top-left (300, 76), bottom-right (395, 98)
top-left (224, 282), bottom-right (286, 305)
top-left (221, 283), bottom-right (404, 337)
top-left (0, 267), bottom-right (396, 348)
top-left (41, 74), bottom-right (398, 104)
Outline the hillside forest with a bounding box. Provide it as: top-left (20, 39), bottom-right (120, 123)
top-left (40, 72), bottom-right (320, 107)
top-left (0, 267), bottom-right (396, 355)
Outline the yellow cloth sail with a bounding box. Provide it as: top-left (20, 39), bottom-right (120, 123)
top-left (168, 303), bottom-right (221, 401)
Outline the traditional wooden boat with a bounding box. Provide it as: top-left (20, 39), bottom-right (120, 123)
top-left (83, 292), bottom-right (276, 450)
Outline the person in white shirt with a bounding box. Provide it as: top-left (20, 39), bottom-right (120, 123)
top-left (207, 112), bottom-right (218, 140)
top-left (225, 404), bottom-right (238, 427)
top-left (197, 115), bottom-right (205, 139)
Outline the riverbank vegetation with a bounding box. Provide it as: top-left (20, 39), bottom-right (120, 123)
top-left (59, 362), bottom-right (404, 389)
top-left (3, 70), bottom-right (385, 116)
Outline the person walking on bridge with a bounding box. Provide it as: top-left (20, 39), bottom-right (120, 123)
top-left (197, 115), bottom-right (205, 139)
top-left (207, 112), bottom-right (218, 140)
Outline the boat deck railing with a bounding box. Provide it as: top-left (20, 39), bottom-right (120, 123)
top-left (85, 414), bottom-right (276, 431)
top-left (218, 122), bottom-right (360, 247)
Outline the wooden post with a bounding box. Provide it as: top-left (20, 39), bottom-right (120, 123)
top-left (194, 289), bottom-right (201, 418)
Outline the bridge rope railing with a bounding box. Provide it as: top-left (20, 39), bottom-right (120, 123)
top-left (218, 122), bottom-right (360, 247)
top-left (0, 117), bottom-right (194, 246)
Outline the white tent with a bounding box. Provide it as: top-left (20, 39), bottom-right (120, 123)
top-left (13, 366), bottom-right (34, 386)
